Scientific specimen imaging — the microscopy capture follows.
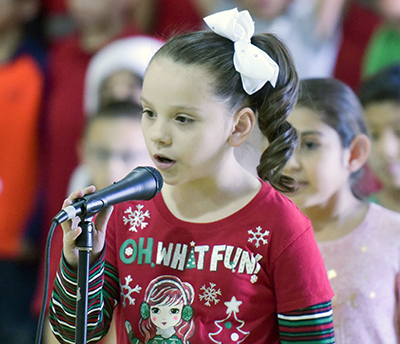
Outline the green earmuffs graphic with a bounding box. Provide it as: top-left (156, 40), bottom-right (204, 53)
top-left (140, 279), bottom-right (193, 322)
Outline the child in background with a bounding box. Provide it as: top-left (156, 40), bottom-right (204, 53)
top-left (358, 63), bottom-right (400, 212)
top-left (83, 36), bottom-right (163, 115)
top-left (0, 0), bottom-right (47, 343)
top-left (283, 77), bottom-right (400, 343)
top-left (70, 35), bottom-right (163, 194)
top-left (32, 35), bottom-right (162, 343)
top-left (44, 100), bottom-right (153, 344)
top-left (70, 101), bottom-right (154, 192)
top-left (41, 0), bottom-right (142, 251)
top-left (49, 8), bottom-right (334, 344)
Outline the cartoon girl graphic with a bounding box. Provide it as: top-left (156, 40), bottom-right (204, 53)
top-left (138, 275), bottom-right (195, 343)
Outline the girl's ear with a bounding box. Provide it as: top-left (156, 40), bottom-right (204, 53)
top-left (228, 107), bottom-right (256, 147)
top-left (347, 134), bottom-right (371, 173)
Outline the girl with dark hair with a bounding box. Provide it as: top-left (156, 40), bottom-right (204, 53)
top-left (49, 9), bottom-right (334, 343)
top-left (284, 78), bottom-right (400, 343)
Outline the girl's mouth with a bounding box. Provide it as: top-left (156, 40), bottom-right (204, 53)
top-left (154, 154), bottom-right (176, 169)
top-left (157, 156), bottom-right (173, 163)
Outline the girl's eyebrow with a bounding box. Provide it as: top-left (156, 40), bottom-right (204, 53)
top-left (301, 130), bottom-right (323, 137)
top-left (140, 96), bottom-right (201, 112)
top-left (140, 96), bottom-right (151, 105)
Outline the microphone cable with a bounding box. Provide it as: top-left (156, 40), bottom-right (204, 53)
top-left (34, 220), bottom-right (57, 344)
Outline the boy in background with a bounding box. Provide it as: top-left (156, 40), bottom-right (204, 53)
top-left (45, 100), bottom-right (153, 344)
top-left (359, 63), bottom-right (400, 212)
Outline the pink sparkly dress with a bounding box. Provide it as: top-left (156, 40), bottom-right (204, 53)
top-left (318, 202), bottom-right (400, 343)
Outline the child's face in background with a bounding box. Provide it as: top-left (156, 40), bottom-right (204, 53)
top-left (141, 57), bottom-right (234, 186)
top-left (364, 101), bottom-right (400, 191)
top-left (235, 0), bottom-right (293, 20)
top-left (283, 106), bottom-right (351, 209)
top-left (82, 116), bottom-right (153, 189)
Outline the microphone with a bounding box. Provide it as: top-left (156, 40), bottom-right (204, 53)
top-left (53, 166), bottom-right (163, 224)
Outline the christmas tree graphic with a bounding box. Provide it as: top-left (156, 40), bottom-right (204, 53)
top-left (186, 242), bottom-right (197, 269)
top-left (209, 296), bottom-right (249, 343)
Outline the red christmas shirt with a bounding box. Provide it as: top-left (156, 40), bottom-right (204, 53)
top-left (104, 181), bottom-right (333, 344)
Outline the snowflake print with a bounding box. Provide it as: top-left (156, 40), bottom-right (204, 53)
top-left (125, 246), bottom-right (134, 257)
top-left (199, 283), bottom-right (221, 306)
top-left (248, 226), bottom-right (270, 248)
top-left (120, 275), bottom-right (142, 308)
top-left (123, 204), bottom-right (150, 232)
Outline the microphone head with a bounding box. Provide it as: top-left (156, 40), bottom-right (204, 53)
top-left (52, 166), bottom-right (164, 224)
top-left (143, 166), bottom-right (163, 196)
top-left (102, 166), bottom-right (164, 203)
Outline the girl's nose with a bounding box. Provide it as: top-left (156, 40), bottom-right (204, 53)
top-left (150, 119), bottom-right (172, 146)
top-left (285, 153), bottom-right (301, 173)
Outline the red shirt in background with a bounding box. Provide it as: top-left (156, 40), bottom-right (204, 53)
top-left (334, 1), bottom-right (382, 92)
top-left (152, 0), bottom-right (204, 39)
top-left (41, 0), bottom-right (67, 16)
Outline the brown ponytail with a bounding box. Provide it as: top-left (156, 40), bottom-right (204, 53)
top-left (250, 34), bottom-right (299, 193)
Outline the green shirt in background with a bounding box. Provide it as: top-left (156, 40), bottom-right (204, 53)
top-left (362, 23), bottom-right (400, 78)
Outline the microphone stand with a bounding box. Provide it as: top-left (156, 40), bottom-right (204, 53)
top-left (75, 216), bottom-right (94, 344)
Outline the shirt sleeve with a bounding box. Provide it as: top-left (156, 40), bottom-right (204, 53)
top-left (48, 248), bottom-right (119, 344)
top-left (271, 225), bottom-right (334, 313)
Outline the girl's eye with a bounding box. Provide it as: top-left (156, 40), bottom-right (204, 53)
top-left (175, 115), bottom-right (194, 124)
top-left (301, 140), bottom-right (320, 150)
top-left (150, 307), bottom-right (160, 314)
top-left (170, 308), bottom-right (180, 315)
top-left (142, 109), bottom-right (156, 119)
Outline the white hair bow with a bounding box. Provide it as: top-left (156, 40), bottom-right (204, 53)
top-left (204, 8), bottom-right (279, 95)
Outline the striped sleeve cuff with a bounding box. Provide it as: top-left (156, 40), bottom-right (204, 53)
top-left (278, 301), bottom-right (335, 343)
top-left (49, 249), bottom-right (106, 344)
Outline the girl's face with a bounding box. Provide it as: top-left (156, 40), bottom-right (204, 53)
top-left (283, 106), bottom-right (351, 209)
top-left (141, 57), bottom-right (235, 186)
top-left (150, 302), bottom-right (183, 329)
top-left (364, 101), bottom-right (400, 190)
